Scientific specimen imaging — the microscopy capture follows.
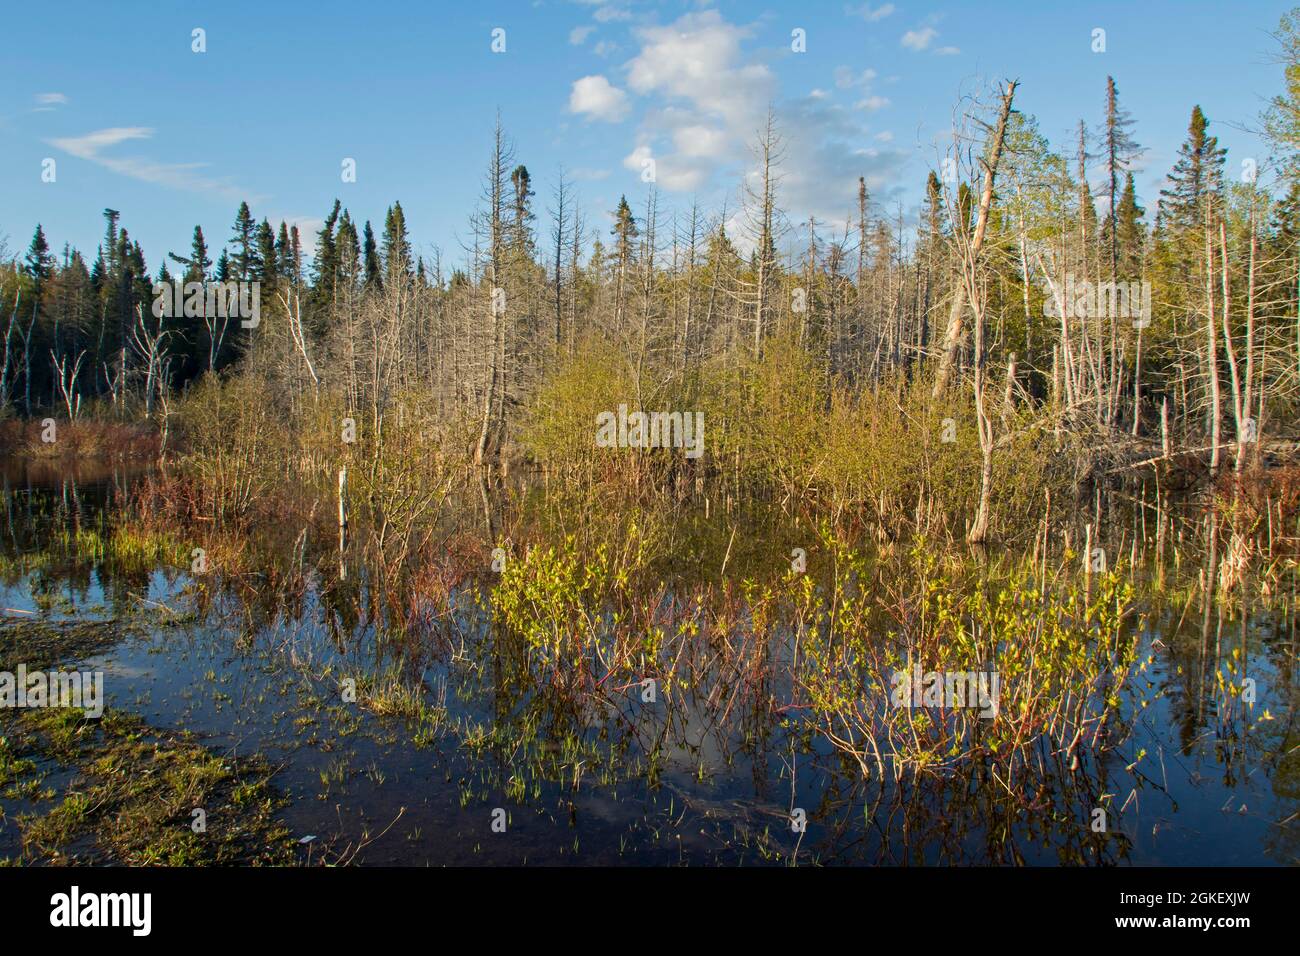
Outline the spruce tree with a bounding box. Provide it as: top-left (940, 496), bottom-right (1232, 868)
top-left (169, 226), bottom-right (212, 284)
top-left (382, 202), bottom-right (412, 282)
top-left (25, 225), bottom-right (55, 299)
top-left (510, 164), bottom-right (535, 256)
top-left (102, 209), bottom-right (121, 277)
top-left (337, 211), bottom-right (360, 289)
top-left (230, 201), bottom-right (256, 279)
top-left (312, 199), bottom-right (342, 311)
top-left (275, 222), bottom-right (292, 281)
top-left (1101, 76), bottom-right (1141, 278)
top-left (1158, 105), bottom-right (1227, 234)
top-left (363, 221), bottom-right (382, 290)
top-left (255, 219), bottom-right (276, 282)
top-left (1114, 171), bottom-right (1145, 279)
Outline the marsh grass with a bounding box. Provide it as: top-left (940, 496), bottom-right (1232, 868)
top-left (13, 707), bottom-right (295, 865)
top-left (0, 601), bottom-right (296, 866)
top-left (0, 419), bottom-right (158, 461)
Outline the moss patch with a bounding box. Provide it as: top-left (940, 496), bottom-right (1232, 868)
top-left (0, 613), bottom-right (296, 866)
top-left (6, 706), bottom-right (295, 865)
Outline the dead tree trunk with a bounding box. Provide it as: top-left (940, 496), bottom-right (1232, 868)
top-left (932, 80), bottom-right (1018, 398)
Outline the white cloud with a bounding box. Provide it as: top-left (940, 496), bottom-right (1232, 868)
top-left (767, 95), bottom-right (910, 241)
top-left (626, 11), bottom-right (773, 120)
top-left (47, 127), bottom-right (262, 203)
top-left (34, 92), bottom-right (67, 105)
top-left (834, 67), bottom-right (877, 90)
top-left (569, 74), bottom-right (630, 122)
top-left (673, 124), bottom-right (728, 159)
top-left (599, 8), bottom-right (909, 224)
top-left (855, 95), bottom-right (890, 111)
top-left (49, 127), bottom-right (153, 158)
top-left (570, 25), bottom-right (595, 45)
top-left (613, 10), bottom-right (776, 193)
top-left (622, 144), bottom-right (654, 176)
top-left (593, 4), bottom-right (631, 22)
top-left (622, 143), bottom-right (707, 191)
top-left (901, 26), bottom-right (937, 51)
top-left (935, 45), bottom-right (960, 56)
top-left (847, 3), bottom-right (895, 21)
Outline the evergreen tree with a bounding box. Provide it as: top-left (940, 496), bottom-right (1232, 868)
top-left (1101, 76), bottom-right (1141, 278)
top-left (169, 226), bottom-right (212, 284)
top-left (382, 202), bottom-right (412, 282)
top-left (337, 211), bottom-right (360, 290)
top-left (102, 209), bottom-right (121, 277)
top-left (312, 199), bottom-right (342, 311)
top-left (1114, 171), bottom-right (1145, 278)
top-left (510, 164), bottom-right (535, 255)
top-left (255, 218), bottom-right (277, 282)
top-left (275, 222), bottom-right (293, 281)
top-left (24, 225), bottom-right (54, 299)
top-left (1158, 105), bottom-right (1227, 234)
top-left (230, 201), bottom-right (256, 279)
top-left (363, 221), bottom-right (382, 290)
top-left (611, 196), bottom-right (638, 267)
top-left (610, 195), bottom-right (638, 329)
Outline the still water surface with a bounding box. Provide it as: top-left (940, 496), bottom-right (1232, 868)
top-left (0, 459), bottom-right (1294, 865)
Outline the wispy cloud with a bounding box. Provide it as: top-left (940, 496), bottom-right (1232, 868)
top-left (902, 22), bottom-right (957, 55)
top-left (847, 3), bottom-right (895, 21)
top-left (47, 127), bottom-right (263, 203)
top-left (901, 26), bottom-right (937, 51)
top-left (32, 92), bottom-right (68, 113)
top-left (835, 67), bottom-right (878, 90)
top-left (50, 127), bottom-right (152, 157)
top-left (592, 4), bottom-right (631, 23)
top-left (855, 95), bottom-right (891, 111)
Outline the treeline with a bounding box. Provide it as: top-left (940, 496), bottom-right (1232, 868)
top-left (3, 12), bottom-right (1300, 499)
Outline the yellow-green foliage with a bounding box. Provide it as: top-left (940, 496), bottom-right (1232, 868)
top-left (794, 529), bottom-right (1138, 771)
top-left (701, 333), bottom-right (825, 497)
top-left (707, 333), bottom-right (1055, 536)
top-left (492, 535), bottom-right (612, 669)
top-left (523, 338), bottom-right (639, 466)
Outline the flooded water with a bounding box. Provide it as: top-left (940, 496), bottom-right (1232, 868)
top-left (1, 459), bottom-right (1295, 865)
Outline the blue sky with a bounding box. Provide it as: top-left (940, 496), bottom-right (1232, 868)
top-left (0, 0), bottom-right (1293, 272)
